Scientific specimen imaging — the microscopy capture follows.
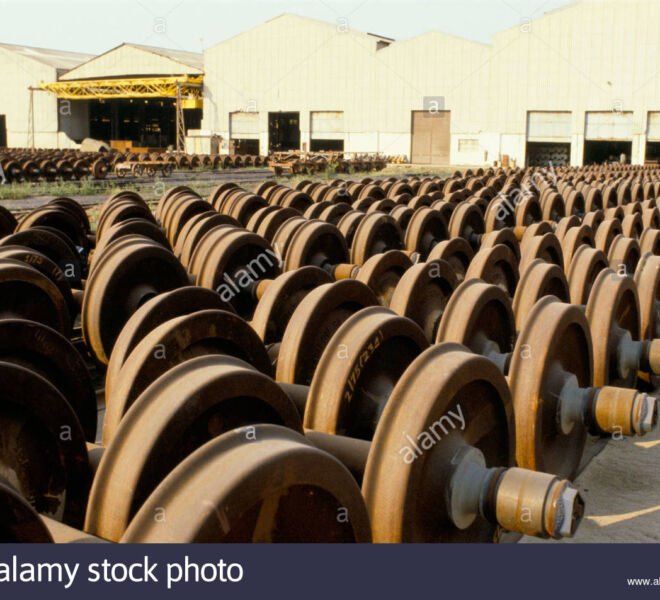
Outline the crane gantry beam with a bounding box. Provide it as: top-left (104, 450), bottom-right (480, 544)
top-left (40, 75), bottom-right (204, 100)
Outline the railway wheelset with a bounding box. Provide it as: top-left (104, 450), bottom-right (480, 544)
top-left (0, 163), bottom-right (659, 544)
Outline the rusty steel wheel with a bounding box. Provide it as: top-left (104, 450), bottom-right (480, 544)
top-left (586, 269), bottom-right (641, 388)
top-left (582, 210), bottom-right (604, 233)
top-left (87, 355), bottom-right (302, 542)
top-left (367, 199), bottom-right (396, 214)
top-left (513, 259), bottom-right (570, 333)
top-left (97, 200), bottom-right (156, 242)
top-left (567, 245), bottom-right (609, 305)
top-left (514, 196), bottom-right (543, 231)
top-left (0, 480), bottom-right (53, 543)
top-left (276, 280), bottom-right (378, 385)
top-left (1, 228), bottom-right (82, 287)
top-left (253, 207), bottom-right (301, 243)
top-left (104, 309), bottom-right (272, 444)
top-left (608, 235), bottom-right (641, 276)
top-left (363, 344), bottom-right (513, 542)
top-left (594, 218), bottom-right (623, 254)
top-left (187, 224), bottom-right (239, 277)
top-left (479, 228), bottom-right (521, 264)
top-left (176, 213), bottom-right (239, 268)
top-left (426, 238), bottom-right (474, 283)
top-left (121, 425), bottom-right (371, 543)
top-left (0, 258), bottom-right (70, 336)
top-left (17, 205), bottom-right (90, 252)
top-left (47, 199), bottom-right (89, 235)
top-left (404, 208), bottom-right (449, 260)
top-left (248, 205), bottom-right (283, 233)
top-left (82, 236), bottom-right (189, 364)
top-left (520, 232), bottom-right (565, 274)
top-left (642, 208), bottom-right (660, 230)
top-left (166, 198), bottom-right (213, 247)
top-left (352, 197), bottom-right (378, 212)
top-left (107, 190), bottom-right (149, 207)
top-left (437, 279), bottom-right (514, 373)
top-left (390, 205), bottom-right (414, 232)
top-left (303, 200), bottom-right (336, 221)
top-left (94, 221), bottom-right (167, 262)
top-left (283, 220), bottom-right (351, 276)
top-left (484, 196), bottom-right (515, 232)
top-left (0, 206), bottom-right (18, 237)
top-left (540, 191), bottom-right (565, 222)
top-left (159, 193), bottom-right (200, 235)
top-left (518, 221), bottom-right (553, 247)
top-left (208, 183), bottom-right (237, 208)
top-left (554, 216), bottom-right (581, 241)
top-left (509, 297), bottom-right (592, 479)
top-left (605, 206), bottom-right (625, 222)
top-left (105, 286), bottom-right (234, 399)
top-left (356, 250), bottom-right (413, 307)
top-left (389, 259), bottom-right (457, 342)
top-left (224, 195), bottom-right (267, 227)
top-left (407, 195), bottom-right (433, 211)
top-left (195, 229), bottom-right (281, 319)
top-left (0, 319), bottom-right (96, 441)
top-left (304, 307), bottom-right (429, 439)
top-left (319, 202), bottom-right (352, 225)
top-left (560, 225), bottom-right (594, 275)
top-left (639, 229), bottom-right (660, 256)
top-left (337, 210), bottom-right (366, 248)
top-left (565, 189), bottom-right (585, 217)
top-left (250, 266), bottom-right (332, 345)
top-left (448, 203), bottom-right (484, 250)
top-left (584, 189), bottom-right (603, 212)
top-left (621, 213), bottom-right (643, 239)
top-left (350, 213), bottom-right (403, 266)
top-left (635, 254), bottom-right (660, 340)
top-left (156, 186), bottom-right (197, 221)
top-left (0, 245), bottom-right (77, 320)
top-left (271, 216), bottom-right (308, 258)
top-left (465, 244), bottom-right (519, 296)
top-left (0, 361), bottom-right (90, 528)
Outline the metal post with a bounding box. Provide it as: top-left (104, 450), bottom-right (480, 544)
top-left (175, 82), bottom-right (185, 154)
top-left (28, 87), bottom-right (36, 149)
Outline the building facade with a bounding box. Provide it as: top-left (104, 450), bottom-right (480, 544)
top-left (1, 0), bottom-right (660, 166)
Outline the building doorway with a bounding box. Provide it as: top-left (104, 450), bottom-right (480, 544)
top-left (269, 112), bottom-right (300, 152)
top-left (411, 110), bottom-right (450, 165)
top-left (0, 115), bottom-right (6, 147)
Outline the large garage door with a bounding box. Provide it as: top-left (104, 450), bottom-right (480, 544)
top-left (584, 112), bottom-right (633, 165)
top-left (585, 112), bottom-right (633, 140)
top-left (230, 112), bottom-right (259, 140)
top-left (527, 112), bottom-right (571, 142)
top-left (310, 111), bottom-right (345, 152)
top-left (526, 112), bottom-right (572, 166)
top-left (411, 111), bottom-right (450, 165)
top-left (646, 113), bottom-right (660, 164)
top-left (311, 111), bottom-right (344, 140)
top-left (647, 112), bottom-right (660, 141)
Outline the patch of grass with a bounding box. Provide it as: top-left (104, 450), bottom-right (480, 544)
top-left (0, 179), bottom-right (141, 201)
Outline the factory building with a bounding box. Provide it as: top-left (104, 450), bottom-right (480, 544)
top-left (1, 0), bottom-right (660, 166)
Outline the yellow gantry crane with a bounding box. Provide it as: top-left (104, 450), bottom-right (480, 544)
top-left (39, 75), bottom-right (204, 152)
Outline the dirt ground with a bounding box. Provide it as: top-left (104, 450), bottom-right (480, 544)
top-left (523, 425), bottom-right (660, 543)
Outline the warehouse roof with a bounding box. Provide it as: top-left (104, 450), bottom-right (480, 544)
top-left (113, 43), bottom-right (203, 71)
top-left (58, 42), bottom-right (204, 81)
top-left (207, 13), bottom-right (397, 51)
top-left (0, 42), bottom-right (92, 71)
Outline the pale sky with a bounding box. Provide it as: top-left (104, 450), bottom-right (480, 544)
top-left (0, 0), bottom-right (572, 55)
